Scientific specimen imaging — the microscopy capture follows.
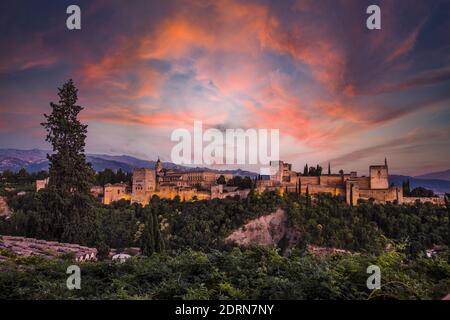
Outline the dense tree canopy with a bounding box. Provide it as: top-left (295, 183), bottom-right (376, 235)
top-left (1, 188), bottom-right (448, 257)
top-left (402, 180), bottom-right (435, 197)
top-left (1, 176), bottom-right (449, 300)
top-left (0, 246), bottom-right (448, 300)
top-left (95, 168), bottom-right (132, 186)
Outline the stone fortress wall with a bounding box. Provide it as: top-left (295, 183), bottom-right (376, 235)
top-left (256, 158), bottom-right (443, 206)
top-left (104, 183), bottom-right (130, 205)
top-left (35, 158), bottom-right (445, 207)
top-left (105, 159), bottom-right (236, 205)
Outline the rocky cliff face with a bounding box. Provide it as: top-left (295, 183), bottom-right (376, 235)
top-left (225, 208), bottom-right (300, 250)
top-left (225, 208), bottom-right (354, 256)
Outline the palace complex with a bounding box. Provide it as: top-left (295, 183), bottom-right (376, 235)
top-left (35, 158), bottom-right (445, 206)
top-left (256, 159), bottom-right (403, 206)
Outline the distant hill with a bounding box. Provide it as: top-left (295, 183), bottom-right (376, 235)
top-left (0, 148), bottom-right (256, 177)
top-left (389, 175), bottom-right (450, 195)
top-left (415, 169), bottom-right (450, 181)
top-left (0, 149), bottom-right (48, 172)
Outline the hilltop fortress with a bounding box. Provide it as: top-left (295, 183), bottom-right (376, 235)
top-left (257, 159), bottom-right (403, 205)
top-left (36, 158), bottom-right (445, 206)
top-left (103, 158), bottom-right (237, 205)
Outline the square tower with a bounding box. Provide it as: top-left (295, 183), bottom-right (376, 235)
top-left (369, 165), bottom-right (389, 189)
top-left (131, 168), bottom-right (156, 204)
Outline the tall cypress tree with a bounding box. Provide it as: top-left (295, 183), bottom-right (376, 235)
top-left (141, 206), bottom-right (164, 256)
top-left (39, 80), bottom-right (96, 244)
top-left (316, 164), bottom-right (322, 176)
top-left (41, 79), bottom-right (94, 195)
top-left (142, 209), bottom-right (155, 255)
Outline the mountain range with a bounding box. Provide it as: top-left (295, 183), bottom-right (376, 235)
top-left (1, 148), bottom-right (450, 194)
top-left (389, 175), bottom-right (450, 195)
top-left (414, 169), bottom-right (450, 181)
top-left (0, 148), bottom-right (257, 177)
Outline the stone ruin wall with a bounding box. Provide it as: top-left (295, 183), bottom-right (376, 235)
top-left (403, 196), bottom-right (445, 206)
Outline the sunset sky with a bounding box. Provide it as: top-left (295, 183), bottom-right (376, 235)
top-left (0, 0), bottom-right (449, 175)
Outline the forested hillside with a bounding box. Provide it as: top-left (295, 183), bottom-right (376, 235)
top-left (1, 170), bottom-right (449, 300)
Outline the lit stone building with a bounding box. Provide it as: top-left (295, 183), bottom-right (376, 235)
top-left (257, 159), bottom-right (404, 205)
top-left (255, 161), bottom-right (299, 193)
top-left (90, 158), bottom-right (237, 205)
top-left (180, 171), bottom-right (234, 189)
top-left (131, 168), bottom-right (157, 204)
top-left (271, 161), bottom-right (299, 192)
top-left (36, 177), bottom-right (104, 199)
top-left (344, 159), bottom-right (402, 205)
top-left (211, 184), bottom-right (252, 199)
top-left (402, 196), bottom-right (445, 206)
top-left (103, 183), bottom-right (130, 205)
top-left (35, 178), bottom-right (49, 192)
top-left (90, 186), bottom-right (104, 198)
top-left (32, 157), bottom-right (444, 207)
top-left (128, 159), bottom-right (234, 205)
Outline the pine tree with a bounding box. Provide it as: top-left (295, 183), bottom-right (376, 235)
top-left (41, 79), bottom-right (94, 195)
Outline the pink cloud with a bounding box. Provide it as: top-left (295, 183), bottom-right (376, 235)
top-left (0, 33), bottom-right (60, 73)
top-left (385, 20), bottom-right (425, 63)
